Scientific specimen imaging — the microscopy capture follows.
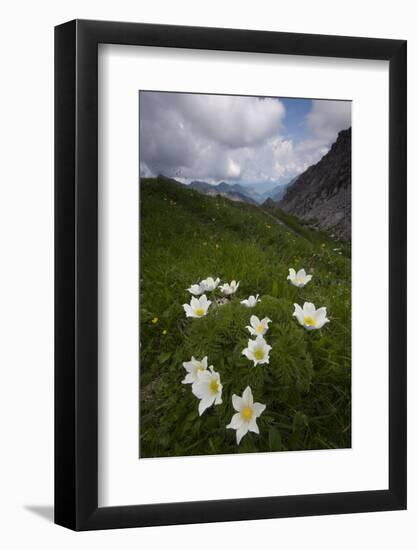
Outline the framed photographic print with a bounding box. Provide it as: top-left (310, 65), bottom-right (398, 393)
top-left (55, 20), bottom-right (407, 530)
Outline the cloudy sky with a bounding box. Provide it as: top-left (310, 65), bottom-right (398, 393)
top-left (139, 91), bottom-right (351, 189)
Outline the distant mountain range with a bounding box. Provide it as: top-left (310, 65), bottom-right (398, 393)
top-left (156, 174), bottom-right (288, 205)
top-left (184, 179), bottom-right (287, 205)
top-left (272, 128), bottom-right (352, 240)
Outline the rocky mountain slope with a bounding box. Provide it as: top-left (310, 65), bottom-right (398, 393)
top-left (276, 128), bottom-right (351, 240)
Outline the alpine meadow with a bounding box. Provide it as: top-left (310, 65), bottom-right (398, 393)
top-left (139, 92), bottom-right (352, 458)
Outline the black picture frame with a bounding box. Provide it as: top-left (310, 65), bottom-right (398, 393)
top-left (55, 19), bottom-right (407, 531)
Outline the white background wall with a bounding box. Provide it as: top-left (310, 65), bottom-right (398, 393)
top-left (0, 1), bottom-right (415, 548)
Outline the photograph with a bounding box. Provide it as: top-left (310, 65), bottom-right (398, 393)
top-left (139, 91), bottom-right (352, 458)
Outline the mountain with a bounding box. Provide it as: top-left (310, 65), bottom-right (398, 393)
top-left (233, 183), bottom-right (266, 203)
top-left (188, 180), bottom-right (212, 192)
top-left (263, 183), bottom-right (290, 202)
top-left (157, 174), bottom-right (184, 187)
top-left (155, 175), bottom-right (288, 206)
top-left (189, 180), bottom-right (257, 205)
top-left (276, 128), bottom-right (351, 240)
top-left (189, 179), bottom-right (290, 205)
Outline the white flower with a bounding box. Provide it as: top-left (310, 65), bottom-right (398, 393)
top-left (220, 280), bottom-right (240, 295)
top-left (287, 268), bottom-right (313, 288)
top-left (293, 302), bottom-right (330, 330)
top-left (226, 386), bottom-right (266, 445)
top-left (246, 315), bottom-right (271, 336)
top-left (187, 283), bottom-right (205, 296)
top-left (182, 356), bottom-right (208, 384)
top-left (183, 295), bottom-right (211, 318)
top-left (187, 277), bottom-right (220, 295)
top-left (240, 294), bottom-right (260, 308)
top-left (242, 335), bottom-right (271, 366)
top-left (192, 366), bottom-right (223, 415)
top-left (200, 277), bottom-right (220, 292)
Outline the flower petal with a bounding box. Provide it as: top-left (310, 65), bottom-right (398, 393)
top-left (242, 348), bottom-right (254, 361)
top-left (236, 423), bottom-right (249, 445)
top-left (181, 373), bottom-right (194, 384)
top-left (227, 413), bottom-right (244, 430)
top-left (182, 360), bottom-right (194, 373)
top-left (250, 315), bottom-right (260, 327)
top-left (248, 417), bottom-right (259, 434)
top-left (316, 315), bottom-right (330, 329)
top-left (253, 402), bottom-right (266, 417)
top-left (303, 302), bottom-right (316, 315)
top-left (214, 394), bottom-right (223, 405)
top-left (190, 296), bottom-right (200, 309)
top-left (183, 304), bottom-right (196, 317)
top-left (247, 339), bottom-right (257, 351)
top-left (198, 395), bottom-right (215, 416)
top-left (293, 303), bottom-right (304, 324)
top-left (242, 386), bottom-right (253, 406)
top-left (232, 394), bottom-right (243, 411)
top-left (315, 307), bottom-right (327, 321)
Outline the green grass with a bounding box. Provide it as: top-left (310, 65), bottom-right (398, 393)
top-left (263, 203), bottom-right (351, 257)
top-left (140, 177), bottom-right (351, 457)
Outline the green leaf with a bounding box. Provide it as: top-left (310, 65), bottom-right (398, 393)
top-left (268, 427), bottom-right (282, 451)
top-left (158, 351), bottom-right (172, 364)
top-left (292, 411), bottom-right (309, 433)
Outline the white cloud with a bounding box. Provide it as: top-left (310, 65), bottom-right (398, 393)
top-left (175, 94), bottom-right (285, 148)
top-left (139, 92), bottom-right (351, 186)
top-left (306, 100), bottom-right (351, 142)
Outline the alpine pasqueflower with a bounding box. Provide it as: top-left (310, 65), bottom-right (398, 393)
top-left (246, 315), bottom-right (271, 336)
top-left (183, 295), bottom-right (211, 318)
top-left (219, 280), bottom-right (240, 295)
top-left (226, 386), bottom-right (266, 445)
top-left (182, 356), bottom-right (208, 384)
top-left (240, 294), bottom-right (260, 308)
top-left (293, 302), bottom-right (329, 330)
top-left (242, 335), bottom-right (271, 366)
top-left (287, 268), bottom-right (312, 288)
top-left (192, 366), bottom-right (223, 415)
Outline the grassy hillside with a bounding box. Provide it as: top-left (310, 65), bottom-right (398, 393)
top-left (140, 177), bottom-right (351, 458)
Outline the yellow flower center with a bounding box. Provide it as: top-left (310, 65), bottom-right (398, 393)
top-left (304, 316), bottom-right (316, 327)
top-left (241, 406), bottom-right (253, 421)
top-left (209, 378), bottom-right (220, 394)
top-left (195, 307), bottom-right (205, 316)
top-left (257, 324), bottom-right (264, 333)
top-left (196, 366), bottom-right (204, 374)
top-left (254, 348), bottom-right (264, 361)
